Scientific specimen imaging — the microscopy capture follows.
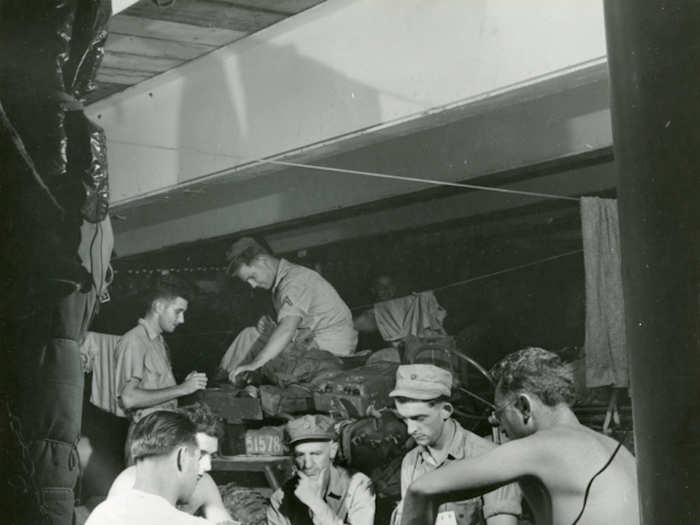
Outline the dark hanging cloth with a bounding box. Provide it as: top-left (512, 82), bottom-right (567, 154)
top-left (0, 1), bottom-right (112, 524)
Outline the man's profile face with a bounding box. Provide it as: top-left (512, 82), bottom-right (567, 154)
top-left (236, 260), bottom-right (275, 290)
top-left (178, 433), bottom-right (218, 503)
top-left (395, 400), bottom-right (447, 447)
top-left (195, 432), bottom-right (218, 477)
top-left (157, 297), bottom-right (188, 333)
top-left (178, 443), bottom-right (202, 503)
top-left (293, 441), bottom-right (334, 480)
top-left (493, 387), bottom-right (529, 439)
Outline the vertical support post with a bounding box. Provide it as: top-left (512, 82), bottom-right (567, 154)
top-left (603, 1), bottom-right (700, 523)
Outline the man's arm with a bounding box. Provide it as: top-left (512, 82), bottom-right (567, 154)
top-left (191, 474), bottom-right (238, 525)
top-left (486, 514), bottom-right (518, 525)
top-left (119, 371), bottom-right (207, 410)
top-left (482, 479), bottom-right (521, 525)
top-left (266, 489), bottom-right (292, 525)
top-left (239, 315), bottom-right (301, 372)
top-left (391, 452), bottom-right (416, 525)
top-left (344, 474), bottom-right (376, 525)
top-left (401, 437), bottom-right (544, 525)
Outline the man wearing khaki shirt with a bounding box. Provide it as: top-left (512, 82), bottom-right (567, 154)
top-left (267, 415), bottom-right (375, 525)
top-left (225, 238), bottom-right (357, 382)
top-left (391, 364), bottom-right (522, 525)
top-left (114, 277), bottom-right (207, 462)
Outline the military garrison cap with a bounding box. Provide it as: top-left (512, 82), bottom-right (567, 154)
top-left (389, 364), bottom-right (452, 400)
top-left (286, 414), bottom-right (336, 445)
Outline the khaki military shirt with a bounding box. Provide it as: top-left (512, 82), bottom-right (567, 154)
top-left (393, 420), bottom-right (522, 525)
top-left (114, 319), bottom-right (177, 421)
top-left (267, 465), bottom-right (375, 525)
top-left (272, 259), bottom-right (357, 356)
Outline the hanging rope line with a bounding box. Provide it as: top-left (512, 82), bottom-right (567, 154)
top-left (107, 139), bottom-right (580, 202)
top-left (256, 158), bottom-right (580, 202)
top-left (349, 248), bottom-right (583, 312)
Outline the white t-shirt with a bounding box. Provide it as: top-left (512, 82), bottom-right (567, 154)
top-left (86, 489), bottom-right (210, 525)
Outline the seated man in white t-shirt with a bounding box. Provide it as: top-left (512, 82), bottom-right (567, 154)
top-left (107, 404), bottom-right (234, 524)
top-left (86, 410), bottom-right (235, 525)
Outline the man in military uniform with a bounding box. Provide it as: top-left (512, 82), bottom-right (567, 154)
top-left (267, 414), bottom-right (375, 525)
top-left (391, 364), bottom-right (521, 525)
top-left (224, 237), bottom-right (357, 382)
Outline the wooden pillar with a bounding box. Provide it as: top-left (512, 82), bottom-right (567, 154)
top-left (603, 1), bottom-right (700, 523)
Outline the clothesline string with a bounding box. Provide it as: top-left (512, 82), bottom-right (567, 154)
top-left (258, 158), bottom-right (580, 202)
top-left (107, 138), bottom-right (579, 202)
top-left (349, 248), bottom-right (583, 312)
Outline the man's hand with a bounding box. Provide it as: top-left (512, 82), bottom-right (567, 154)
top-left (294, 470), bottom-right (325, 509)
top-left (228, 363), bottom-right (256, 384)
top-left (270, 489), bottom-right (284, 508)
top-left (256, 315), bottom-right (276, 336)
top-left (182, 371), bottom-right (208, 394)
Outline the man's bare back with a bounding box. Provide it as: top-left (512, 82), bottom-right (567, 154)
top-left (398, 348), bottom-right (640, 525)
top-left (515, 424), bottom-right (638, 525)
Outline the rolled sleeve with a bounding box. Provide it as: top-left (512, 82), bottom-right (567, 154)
top-left (275, 282), bottom-right (310, 322)
top-left (344, 474), bottom-right (375, 525)
top-left (481, 481), bottom-right (522, 520)
top-left (114, 337), bottom-right (145, 415)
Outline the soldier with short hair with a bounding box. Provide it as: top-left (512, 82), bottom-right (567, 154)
top-left (266, 414), bottom-right (375, 525)
top-left (391, 364), bottom-right (521, 525)
top-left (86, 411), bottom-right (218, 525)
top-left (224, 237), bottom-right (357, 382)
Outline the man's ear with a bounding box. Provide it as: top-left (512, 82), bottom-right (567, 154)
top-left (153, 298), bottom-right (165, 314)
top-left (329, 442), bottom-right (339, 460)
top-left (176, 447), bottom-right (184, 472)
top-left (440, 402), bottom-right (454, 420)
top-left (516, 394), bottom-right (532, 422)
top-left (175, 446), bottom-right (191, 473)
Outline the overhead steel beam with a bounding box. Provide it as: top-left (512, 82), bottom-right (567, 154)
top-left (88, 0), bottom-right (608, 206)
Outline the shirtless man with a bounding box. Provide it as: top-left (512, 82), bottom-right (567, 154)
top-left (400, 347), bottom-right (639, 525)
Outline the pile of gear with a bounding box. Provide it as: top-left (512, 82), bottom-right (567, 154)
top-left (219, 483), bottom-right (270, 525)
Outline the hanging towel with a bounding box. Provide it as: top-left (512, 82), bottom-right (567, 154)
top-left (80, 331), bottom-right (122, 414)
top-left (373, 291), bottom-right (447, 342)
top-left (581, 197), bottom-right (629, 388)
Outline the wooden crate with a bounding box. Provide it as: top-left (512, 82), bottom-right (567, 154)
top-left (191, 387), bottom-right (263, 423)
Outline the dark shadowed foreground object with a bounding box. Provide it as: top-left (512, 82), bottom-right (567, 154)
top-left (604, 0), bottom-right (700, 523)
top-left (0, 0), bottom-right (112, 523)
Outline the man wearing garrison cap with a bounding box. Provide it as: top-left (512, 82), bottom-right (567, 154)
top-left (266, 415), bottom-right (375, 525)
top-left (391, 365), bottom-right (521, 525)
top-left (222, 237), bottom-right (357, 382)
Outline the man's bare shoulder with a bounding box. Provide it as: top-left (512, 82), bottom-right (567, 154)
top-left (522, 425), bottom-right (636, 491)
top-left (537, 424), bottom-right (630, 459)
top-left (496, 426), bottom-right (607, 477)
